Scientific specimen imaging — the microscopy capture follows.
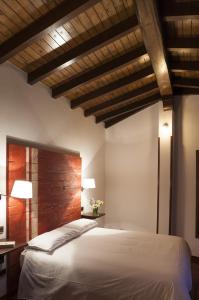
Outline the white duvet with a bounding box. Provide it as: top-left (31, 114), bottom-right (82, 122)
top-left (18, 227), bottom-right (192, 300)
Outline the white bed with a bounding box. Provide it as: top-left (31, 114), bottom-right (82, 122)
top-left (18, 227), bottom-right (192, 300)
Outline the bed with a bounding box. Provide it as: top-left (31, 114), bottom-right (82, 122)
top-left (18, 220), bottom-right (192, 300)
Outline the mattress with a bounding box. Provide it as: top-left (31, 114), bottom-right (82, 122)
top-left (18, 227), bottom-right (192, 300)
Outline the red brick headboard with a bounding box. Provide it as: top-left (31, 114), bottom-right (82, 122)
top-left (7, 143), bottom-right (81, 242)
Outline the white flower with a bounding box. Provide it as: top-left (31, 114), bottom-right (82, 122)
top-left (90, 199), bottom-right (104, 209)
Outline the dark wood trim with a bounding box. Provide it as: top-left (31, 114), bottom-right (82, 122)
top-left (169, 135), bottom-right (173, 235)
top-left (196, 151), bottom-right (199, 238)
top-left (104, 101), bottom-right (158, 128)
top-left (52, 46), bottom-right (147, 98)
top-left (156, 137), bottom-right (160, 234)
top-left (171, 61), bottom-right (199, 72)
top-left (161, 1), bottom-right (199, 21)
top-left (135, 0), bottom-right (172, 97)
top-left (192, 256), bottom-right (199, 264)
top-left (168, 38), bottom-right (199, 51)
top-left (174, 77), bottom-right (199, 89)
top-left (84, 81), bottom-right (158, 116)
top-left (96, 93), bottom-right (160, 123)
top-left (174, 87), bottom-right (199, 95)
top-left (0, 0), bottom-right (102, 64)
top-left (71, 66), bottom-right (154, 109)
top-left (28, 16), bottom-right (139, 84)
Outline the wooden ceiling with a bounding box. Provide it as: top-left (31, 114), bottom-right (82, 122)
top-left (0, 0), bottom-right (198, 128)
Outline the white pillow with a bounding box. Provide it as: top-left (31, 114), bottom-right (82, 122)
top-left (65, 218), bottom-right (97, 234)
top-left (28, 227), bottom-right (80, 252)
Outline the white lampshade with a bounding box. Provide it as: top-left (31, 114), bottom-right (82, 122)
top-left (11, 180), bottom-right (32, 199)
top-left (82, 178), bottom-right (95, 189)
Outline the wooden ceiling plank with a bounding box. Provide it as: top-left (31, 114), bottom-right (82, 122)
top-left (162, 1), bottom-right (199, 21)
top-left (171, 61), bottom-right (199, 72)
top-left (52, 45), bottom-right (146, 98)
top-left (71, 65), bottom-right (154, 109)
top-left (174, 77), bottom-right (199, 89)
top-left (0, 0), bottom-right (103, 64)
top-left (135, 0), bottom-right (172, 106)
top-left (104, 100), bottom-right (158, 129)
top-left (84, 81), bottom-right (157, 116)
top-left (96, 93), bottom-right (160, 123)
top-left (168, 38), bottom-right (199, 51)
top-left (28, 16), bottom-right (139, 84)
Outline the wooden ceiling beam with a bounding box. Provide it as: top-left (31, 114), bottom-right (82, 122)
top-left (96, 93), bottom-right (160, 123)
top-left (161, 96), bottom-right (174, 111)
top-left (168, 38), bottom-right (199, 51)
top-left (84, 81), bottom-right (158, 116)
top-left (71, 66), bottom-right (154, 109)
top-left (174, 87), bottom-right (199, 95)
top-left (28, 16), bottom-right (139, 84)
top-left (174, 77), bottom-right (199, 89)
top-left (135, 0), bottom-right (173, 110)
top-left (52, 46), bottom-right (147, 98)
top-left (161, 1), bottom-right (199, 21)
top-left (0, 0), bottom-right (102, 64)
top-left (171, 61), bottom-right (199, 72)
top-left (104, 101), bottom-right (157, 129)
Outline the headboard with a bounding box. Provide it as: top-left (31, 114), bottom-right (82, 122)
top-left (7, 142), bottom-right (81, 242)
top-left (6, 141), bottom-right (81, 294)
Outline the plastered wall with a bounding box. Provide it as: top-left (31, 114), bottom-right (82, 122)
top-left (174, 95), bottom-right (199, 256)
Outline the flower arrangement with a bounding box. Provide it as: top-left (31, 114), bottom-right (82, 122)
top-left (90, 199), bottom-right (104, 215)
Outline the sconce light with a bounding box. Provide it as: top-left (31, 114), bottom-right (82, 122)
top-left (160, 122), bottom-right (170, 138)
top-left (82, 178), bottom-right (96, 191)
top-left (0, 180), bottom-right (32, 200)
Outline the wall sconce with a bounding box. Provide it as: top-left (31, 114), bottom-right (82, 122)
top-left (160, 122), bottom-right (170, 138)
top-left (82, 178), bottom-right (96, 191)
top-left (0, 180), bottom-right (32, 200)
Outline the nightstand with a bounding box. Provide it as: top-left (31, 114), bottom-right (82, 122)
top-left (81, 212), bottom-right (105, 219)
top-left (81, 213), bottom-right (105, 227)
top-left (0, 241), bottom-right (26, 269)
top-left (0, 242), bottom-right (26, 257)
top-left (0, 241), bottom-right (27, 299)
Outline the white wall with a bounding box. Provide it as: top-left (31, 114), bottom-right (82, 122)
top-left (175, 95), bottom-right (199, 256)
top-left (0, 62), bottom-right (105, 233)
top-left (105, 104), bottom-right (159, 232)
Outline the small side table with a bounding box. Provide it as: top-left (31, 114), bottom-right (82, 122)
top-left (0, 241), bottom-right (27, 298)
top-left (81, 213), bottom-right (105, 227)
top-left (81, 213), bottom-right (105, 220)
top-left (0, 241), bottom-right (27, 269)
top-left (0, 242), bottom-right (26, 257)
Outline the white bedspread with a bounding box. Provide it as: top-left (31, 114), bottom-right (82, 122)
top-left (18, 227), bottom-right (192, 300)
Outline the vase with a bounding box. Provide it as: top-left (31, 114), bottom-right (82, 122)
top-left (93, 207), bottom-right (99, 216)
